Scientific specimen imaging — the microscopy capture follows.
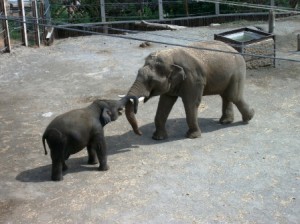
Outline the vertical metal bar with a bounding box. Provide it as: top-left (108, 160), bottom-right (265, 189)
top-left (100, 0), bottom-right (106, 22)
top-left (269, 0), bottom-right (275, 34)
top-left (273, 35), bottom-right (276, 67)
top-left (100, 0), bottom-right (108, 33)
top-left (18, 0), bottom-right (28, 46)
top-left (268, 9), bottom-right (275, 33)
top-left (297, 34), bottom-right (300, 51)
top-left (184, 0), bottom-right (189, 16)
top-left (215, 2), bottom-right (220, 15)
top-left (32, 0), bottom-right (40, 47)
top-left (1, 0), bottom-right (11, 52)
top-left (39, 1), bottom-right (46, 44)
top-left (158, 0), bottom-right (163, 20)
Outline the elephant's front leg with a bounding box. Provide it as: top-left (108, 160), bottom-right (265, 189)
top-left (92, 129), bottom-right (109, 171)
top-left (153, 94), bottom-right (178, 140)
top-left (182, 88), bottom-right (203, 139)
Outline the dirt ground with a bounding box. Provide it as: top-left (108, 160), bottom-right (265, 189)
top-left (0, 16), bottom-right (300, 223)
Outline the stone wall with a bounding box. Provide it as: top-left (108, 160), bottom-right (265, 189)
top-left (243, 38), bottom-right (275, 69)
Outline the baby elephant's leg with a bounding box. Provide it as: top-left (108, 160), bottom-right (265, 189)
top-left (87, 146), bottom-right (98, 165)
top-left (90, 130), bottom-right (109, 171)
top-left (50, 150), bottom-right (64, 181)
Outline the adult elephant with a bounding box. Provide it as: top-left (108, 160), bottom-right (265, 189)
top-left (125, 40), bottom-right (255, 140)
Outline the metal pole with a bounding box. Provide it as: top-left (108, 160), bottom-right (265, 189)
top-left (100, 0), bottom-right (106, 22)
top-left (297, 34), bottom-right (300, 51)
top-left (184, 0), bottom-right (189, 16)
top-left (268, 9), bottom-right (275, 33)
top-left (18, 0), bottom-right (28, 46)
top-left (215, 2), bottom-right (220, 15)
top-left (268, 0), bottom-right (275, 33)
top-left (39, 1), bottom-right (46, 44)
top-left (32, 0), bottom-right (40, 47)
top-left (0, 0), bottom-right (11, 52)
top-left (100, 0), bottom-right (107, 33)
top-left (158, 0), bottom-right (163, 20)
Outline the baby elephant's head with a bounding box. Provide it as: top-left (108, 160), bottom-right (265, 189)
top-left (104, 96), bottom-right (139, 122)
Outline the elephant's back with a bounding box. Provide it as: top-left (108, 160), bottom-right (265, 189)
top-left (45, 109), bottom-right (94, 133)
top-left (190, 41), bottom-right (246, 71)
top-left (190, 41), bottom-right (241, 60)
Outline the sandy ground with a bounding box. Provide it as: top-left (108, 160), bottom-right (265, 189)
top-left (0, 16), bottom-right (300, 223)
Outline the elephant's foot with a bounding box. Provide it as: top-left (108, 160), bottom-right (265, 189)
top-left (51, 163), bottom-right (64, 181)
top-left (51, 173), bottom-right (63, 181)
top-left (186, 129), bottom-right (201, 139)
top-left (242, 108), bottom-right (255, 123)
top-left (219, 115), bottom-right (234, 124)
top-left (88, 157), bottom-right (98, 165)
top-left (152, 129), bottom-right (168, 140)
top-left (99, 164), bottom-right (109, 171)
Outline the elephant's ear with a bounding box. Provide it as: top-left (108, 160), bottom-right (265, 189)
top-left (169, 64), bottom-right (186, 87)
top-left (100, 108), bottom-right (112, 127)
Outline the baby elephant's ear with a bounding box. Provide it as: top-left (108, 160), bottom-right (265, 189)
top-left (100, 108), bottom-right (112, 127)
top-left (169, 64), bottom-right (186, 87)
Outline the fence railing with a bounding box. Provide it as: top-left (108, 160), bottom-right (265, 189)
top-left (0, 0), bottom-right (299, 53)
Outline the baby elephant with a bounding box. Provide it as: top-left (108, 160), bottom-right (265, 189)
top-left (42, 96), bottom-right (138, 181)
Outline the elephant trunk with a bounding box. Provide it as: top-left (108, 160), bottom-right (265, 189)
top-left (118, 95), bottom-right (138, 113)
top-left (125, 80), bottom-right (149, 136)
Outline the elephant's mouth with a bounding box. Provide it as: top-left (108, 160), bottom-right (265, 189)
top-left (143, 89), bottom-right (158, 103)
top-left (118, 95), bottom-right (145, 104)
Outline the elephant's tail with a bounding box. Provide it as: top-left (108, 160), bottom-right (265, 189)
top-left (42, 133), bottom-right (48, 155)
top-left (42, 128), bottom-right (63, 155)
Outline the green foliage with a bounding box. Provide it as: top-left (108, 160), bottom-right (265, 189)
top-left (49, 0), bottom-right (293, 24)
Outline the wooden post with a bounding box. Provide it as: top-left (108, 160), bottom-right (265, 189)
top-left (297, 34), bottom-right (300, 51)
top-left (158, 0), bottom-right (163, 20)
top-left (0, 0), bottom-right (11, 52)
top-left (18, 0), bottom-right (28, 46)
top-left (32, 0), bottom-right (40, 47)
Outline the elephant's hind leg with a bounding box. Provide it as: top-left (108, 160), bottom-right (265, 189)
top-left (50, 148), bottom-right (65, 181)
top-left (224, 77), bottom-right (254, 123)
top-left (47, 132), bottom-right (66, 181)
top-left (219, 95), bottom-right (234, 124)
top-left (87, 145), bottom-right (98, 165)
top-left (234, 99), bottom-right (255, 122)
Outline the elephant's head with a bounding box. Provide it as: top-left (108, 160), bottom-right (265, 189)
top-left (104, 96), bottom-right (138, 121)
top-left (125, 51), bottom-right (186, 135)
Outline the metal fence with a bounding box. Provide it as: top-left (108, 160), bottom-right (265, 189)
top-left (0, 0), bottom-right (49, 52)
top-left (0, 0), bottom-right (299, 53)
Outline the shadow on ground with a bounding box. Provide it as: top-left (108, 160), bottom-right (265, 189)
top-left (16, 117), bottom-right (246, 183)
